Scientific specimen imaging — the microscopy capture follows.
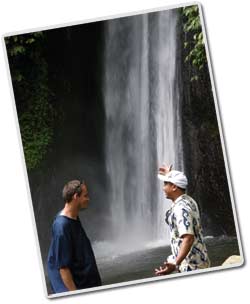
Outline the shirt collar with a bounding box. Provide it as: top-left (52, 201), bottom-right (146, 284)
top-left (174, 194), bottom-right (186, 205)
top-left (168, 194), bottom-right (186, 210)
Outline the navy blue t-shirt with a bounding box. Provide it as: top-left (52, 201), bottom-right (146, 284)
top-left (47, 214), bottom-right (101, 293)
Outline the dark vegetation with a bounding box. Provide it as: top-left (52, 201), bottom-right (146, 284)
top-left (5, 33), bottom-right (55, 170)
top-left (180, 5), bottom-right (236, 236)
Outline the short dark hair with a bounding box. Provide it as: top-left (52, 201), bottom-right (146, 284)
top-left (164, 181), bottom-right (186, 192)
top-left (62, 180), bottom-right (85, 203)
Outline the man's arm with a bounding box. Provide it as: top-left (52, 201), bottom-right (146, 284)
top-left (175, 234), bottom-right (194, 266)
top-left (59, 267), bottom-right (77, 291)
top-left (155, 234), bottom-right (194, 275)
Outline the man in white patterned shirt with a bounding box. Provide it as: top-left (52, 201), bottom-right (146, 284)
top-left (155, 167), bottom-right (210, 275)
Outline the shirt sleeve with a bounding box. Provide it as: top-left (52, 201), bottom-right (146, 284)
top-left (53, 222), bottom-right (73, 269)
top-left (174, 204), bottom-right (194, 237)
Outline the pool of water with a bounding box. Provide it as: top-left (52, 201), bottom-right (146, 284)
top-left (97, 236), bottom-right (241, 286)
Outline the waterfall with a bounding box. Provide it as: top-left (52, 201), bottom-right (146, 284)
top-left (103, 9), bottom-right (183, 251)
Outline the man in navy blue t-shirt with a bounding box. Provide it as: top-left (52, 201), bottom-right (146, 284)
top-left (47, 180), bottom-right (102, 293)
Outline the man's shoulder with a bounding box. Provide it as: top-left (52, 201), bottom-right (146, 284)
top-left (53, 215), bottom-right (72, 233)
top-left (175, 194), bottom-right (196, 208)
top-left (176, 194), bottom-right (199, 212)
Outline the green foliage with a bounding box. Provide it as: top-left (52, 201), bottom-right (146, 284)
top-left (5, 32), bottom-right (54, 170)
top-left (5, 32), bottom-right (44, 82)
top-left (182, 5), bottom-right (207, 81)
top-left (19, 97), bottom-right (54, 170)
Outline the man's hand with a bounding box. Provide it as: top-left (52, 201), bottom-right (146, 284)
top-left (154, 262), bottom-right (176, 276)
top-left (158, 164), bottom-right (172, 176)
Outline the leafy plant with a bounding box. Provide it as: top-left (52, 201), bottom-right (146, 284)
top-left (5, 32), bottom-right (55, 170)
top-left (182, 5), bottom-right (207, 81)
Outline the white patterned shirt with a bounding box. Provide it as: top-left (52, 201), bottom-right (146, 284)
top-left (165, 194), bottom-right (210, 272)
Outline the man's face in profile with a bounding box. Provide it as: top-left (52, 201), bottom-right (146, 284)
top-left (78, 183), bottom-right (90, 209)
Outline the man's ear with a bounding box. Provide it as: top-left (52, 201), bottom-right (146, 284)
top-left (172, 184), bottom-right (178, 192)
top-left (73, 193), bottom-right (78, 200)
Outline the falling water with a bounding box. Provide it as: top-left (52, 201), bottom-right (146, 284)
top-left (103, 9), bottom-right (183, 252)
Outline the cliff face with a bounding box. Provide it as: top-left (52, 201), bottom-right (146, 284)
top-left (178, 18), bottom-right (237, 236)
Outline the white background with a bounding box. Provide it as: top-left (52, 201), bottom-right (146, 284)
top-left (0, 0), bottom-right (249, 303)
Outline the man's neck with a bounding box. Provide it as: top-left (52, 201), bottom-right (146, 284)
top-left (173, 192), bottom-right (185, 203)
top-left (61, 203), bottom-right (79, 220)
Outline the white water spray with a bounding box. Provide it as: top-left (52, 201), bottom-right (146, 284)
top-left (103, 10), bottom-right (183, 251)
